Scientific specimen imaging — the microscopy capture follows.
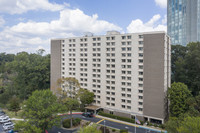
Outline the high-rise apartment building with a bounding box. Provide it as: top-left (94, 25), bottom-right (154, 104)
top-left (51, 31), bottom-right (171, 124)
top-left (167, 0), bottom-right (200, 46)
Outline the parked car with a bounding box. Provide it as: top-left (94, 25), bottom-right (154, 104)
top-left (0, 111), bottom-right (5, 116)
top-left (82, 112), bottom-right (93, 117)
top-left (0, 116), bottom-right (10, 123)
top-left (2, 122), bottom-right (14, 131)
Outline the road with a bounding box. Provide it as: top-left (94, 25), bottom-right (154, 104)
top-left (48, 114), bottom-right (163, 133)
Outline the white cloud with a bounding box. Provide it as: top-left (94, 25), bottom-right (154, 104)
top-left (127, 14), bottom-right (167, 33)
top-left (155, 0), bottom-right (167, 8)
top-left (0, 0), bottom-right (66, 14)
top-left (0, 16), bottom-right (5, 27)
top-left (0, 8), bottom-right (122, 53)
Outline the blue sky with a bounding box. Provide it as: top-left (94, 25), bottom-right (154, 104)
top-left (0, 0), bottom-right (167, 53)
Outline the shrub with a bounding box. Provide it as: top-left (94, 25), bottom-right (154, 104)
top-left (63, 119), bottom-right (71, 128)
top-left (63, 118), bottom-right (82, 128)
top-left (112, 129), bottom-right (116, 132)
top-left (98, 111), bottom-right (135, 124)
top-left (73, 118), bottom-right (81, 126)
top-left (120, 129), bottom-right (128, 133)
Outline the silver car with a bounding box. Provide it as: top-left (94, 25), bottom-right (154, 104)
top-left (0, 116), bottom-right (10, 123)
top-left (2, 122), bottom-right (14, 131)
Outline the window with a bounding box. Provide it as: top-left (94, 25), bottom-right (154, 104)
top-left (93, 38), bottom-right (96, 41)
top-left (127, 106), bottom-right (131, 109)
top-left (127, 47), bottom-right (131, 51)
top-left (121, 88), bottom-right (125, 91)
top-left (111, 92), bottom-right (115, 95)
top-left (106, 37), bottom-right (110, 40)
top-left (127, 94), bottom-right (131, 97)
top-left (139, 108), bottom-right (143, 111)
top-left (127, 100), bottom-right (131, 103)
top-left (139, 96), bottom-right (143, 99)
top-left (127, 41), bottom-right (132, 45)
top-left (97, 38), bottom-right (101, 41)
top-left (121, 99), bottom-right (126, 102)
top-left (127, 53), bottom-right (131, 57)
top-left (127, 88), bottom-right (131, 92)
top-left (122, 42), bottom-right (126, 45)
top-left (139, 102), bottom-right (143, 105)
top-left (139, 35), bottom-right (143, 38)
top-left (107, 102), bottom-right (110, 105)
top-left (122, 48), bottom-right (126, 51)
top-left (139, 65), bottom-right (143, 69)
top-left (127, 35), bottom-right (131, 39)
top-left (111, 103), bottom-right (115, 106)
top-left (122, 105), bottom-right (126, 108)
top-left (139, 78), bottom-right (143, 81)
top-left (139, 59), bottom-right (143, 63)
top-left (122, 93), bottom-right (126, 97)
top-left (111, 37), bottom-right (115, 40)
top-left (139, 84), bottom-right (143, 87)
top-left (139, 72), bottom-right (143, 75)
top-left (122, 36), bottom-right (126, 39)
top-left (139, 90), bottom-right (143, 93)
top-left (139, 47), bottom-right (143, 51)
top-left (107, 97), bottom-right (110, 100)
top-left (139, 41), bottom-right (143, 45)
top-left (139, 53), bottom-right (143, 57)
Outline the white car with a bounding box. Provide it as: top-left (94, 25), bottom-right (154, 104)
top-left (2, 122), bottom-right (14, 131)
top-left (0, 116), bottom-right (10, 123)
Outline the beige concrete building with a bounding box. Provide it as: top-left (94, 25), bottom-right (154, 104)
top-left (51, 31), bottom-right (171, 124)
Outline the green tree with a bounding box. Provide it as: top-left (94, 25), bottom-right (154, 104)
top-left (8, 96), bottom-right (20, 116)
top-left (14, 121), bottom-right (42, 133)
top-left (57, 77), bottom-right (80, 128)
top-left (177, 116), bottom-right (200, 132)
top-left (78, 124), bottom-right (102, 133)
top-left (185, 42), bottom-right (200, 95)
top-left (78, 88), bottom-right (94, 111)
top-left (171, 45), bottom-right (187, 83)
top-left (5, 52), bottom-right (50, 100)
top-left (20, 89), bottom-right (63, 132)
top-left (168, 82), bottom-right (192, 117)
top-left (165, 117), bottom-right (180, 133)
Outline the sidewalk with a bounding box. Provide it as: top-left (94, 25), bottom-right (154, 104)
top-left (96, 115), bottom-right (167, 133)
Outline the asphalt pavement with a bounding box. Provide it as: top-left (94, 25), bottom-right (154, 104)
top-left (48, 114), bottom-right (164, 133)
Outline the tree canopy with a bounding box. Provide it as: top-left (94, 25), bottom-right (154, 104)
top-left (15, 89), bottom-right (63, 132)
top-left (168, 82), bottom-right (192, 117)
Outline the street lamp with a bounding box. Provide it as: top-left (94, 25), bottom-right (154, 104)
top-left (104, 120), bottom-right (106, 133)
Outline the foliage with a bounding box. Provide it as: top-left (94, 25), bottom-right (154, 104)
top-left (99, 126), bottom-right (110, 133)
top-left (168, 82), bottom-right (192, 117)
top-left (7, 95), bottom-right (20, 116)
top-left (98, 111), bottom-right (135, 124)
top-left (78, 124), bottom-right (102, 133)
top-left (165, 115), bottom-right (200, 133)
top-left (14, 121), bottom-right (42, 133)
top-left (0, 51), bottom-right (50, 105)
top-left (177, 116), bottom-right (200, 132)
top-left (77, 88), bottom-right (94, 110)
top-left (62, 118), bottom-right (81, 128)
top-left (171, 42), bottom-right (200, 95)
top-left (20, 90), bottom-right (63, 132)
top-left (56, 77), bottom-right (81, 128)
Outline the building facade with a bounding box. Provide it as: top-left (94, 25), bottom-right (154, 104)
top-left (167, 0), bottom-right (200, 46)
top-left (51, 31), bottom-right (171, 124)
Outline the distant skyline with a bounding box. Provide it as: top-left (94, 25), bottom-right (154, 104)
top-left (0, 0), bottom-right (167, 53)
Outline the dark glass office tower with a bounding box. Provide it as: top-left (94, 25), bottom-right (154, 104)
top-left (167, 0), bottom-right (200, 46)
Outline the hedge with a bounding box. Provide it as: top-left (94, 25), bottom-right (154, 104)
top-left (63, 118), bottom-right (82, 128)
top-left (98, 111), bottom-right (135, 124)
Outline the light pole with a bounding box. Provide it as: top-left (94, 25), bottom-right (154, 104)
top-left (104, 120), bottom-right (106, 133)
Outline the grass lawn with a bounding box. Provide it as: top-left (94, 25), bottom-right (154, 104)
top-left (3, 109), bottom-right (23, 119)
